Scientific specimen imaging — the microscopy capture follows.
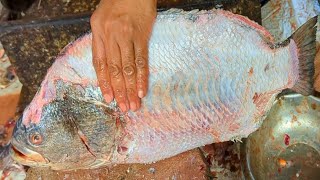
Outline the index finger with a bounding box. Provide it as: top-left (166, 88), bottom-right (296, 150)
top-left (92, 33), bottom-right (114, 103)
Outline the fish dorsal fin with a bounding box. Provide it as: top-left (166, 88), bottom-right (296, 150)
top-left (217, 10), bottom-right (274, 43)
top-left (158, 8), bottom-right (274, 43)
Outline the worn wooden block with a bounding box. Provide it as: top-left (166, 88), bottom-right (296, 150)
top-left (25, 149), bottom-right (208, 180)
top-left (0, 43), bottom-right (22, 126)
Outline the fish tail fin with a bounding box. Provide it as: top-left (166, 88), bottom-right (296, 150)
top-left (289, 16), bottom-right (318, 96)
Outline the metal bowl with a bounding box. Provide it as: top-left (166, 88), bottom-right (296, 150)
top-left (241, 94), bottom-right (320, 179)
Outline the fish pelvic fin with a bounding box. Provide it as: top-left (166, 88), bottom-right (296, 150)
top-left (288, 16), bottom-right (318, 96)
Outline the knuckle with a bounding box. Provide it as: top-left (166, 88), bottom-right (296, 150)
top-left (118, 16), bottom-right (133, 33)
top-left (99, 79), bottom-right (112, 91)
top-left (137, 78), bottom-right (146, 85)
top-left (109, 64), bottom-right (121, 78)
top-left (126, 88), bottom-right (135, 96)
top-left (126, 79), bottom-right (135, 86)
top-left (135, 55), bottom-right (147, 68)
top-left (93, 58), bottom-right (105, 70)
top-left (137, 75), bottom-right (148, 87)
top-left (122, 64), bottom-right (136, 76)
top-left (107, 18), bottom-right (123, 29)
top-left (137, 67), bottom-right (149, 75)
top-left (114, 89), bottom-right (125, 99)
top-left (121, 25), bottom-right (134, 35)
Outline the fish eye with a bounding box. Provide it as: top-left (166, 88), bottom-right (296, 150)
top-left (29, 132), bottom-right (43, 146)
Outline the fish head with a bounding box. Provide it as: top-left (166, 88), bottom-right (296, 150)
top-left (10, 93), bottom-right (117, 170)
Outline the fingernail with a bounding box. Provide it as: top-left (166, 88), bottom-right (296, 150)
top-left (130, 101), bottom-right (137, 111)
top-left (119, 103), bottom-right (127, 112)
top-left (104, 94), bottom-right (113, 103)
top-left (138, 90), bottom-right (144, 98)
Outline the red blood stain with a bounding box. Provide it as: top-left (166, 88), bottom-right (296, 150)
top-left (4, 119), bottom-right (15, 129)
top-left (199, 165), bottom-right (205, 171)
top-left (115, 118), bottom-right (122, 128)
top-left (205, 154), bottom-right (213, 166)
top-left (117, 146), bottom-right (128, 154)
top-left (249, 67), bottom-right (254, 76)
top-left (252, 92), bottom-right (259, 103)
top-left (284, 134), bottom-right (290, 146)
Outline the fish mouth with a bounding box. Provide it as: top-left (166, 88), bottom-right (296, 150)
top-left (10, 139), bottom-right (48, 166)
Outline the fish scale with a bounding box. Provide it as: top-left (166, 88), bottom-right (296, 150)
top-left (122, 11), bottom-right (294, 163)
top-left (10, 9), bottom-right (317, 170)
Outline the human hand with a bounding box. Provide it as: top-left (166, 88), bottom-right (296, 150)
top-left (90, 0), bottom-right (157, 112)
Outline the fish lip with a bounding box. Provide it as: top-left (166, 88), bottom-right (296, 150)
top-left (10, 138), bottom-right (48, 166)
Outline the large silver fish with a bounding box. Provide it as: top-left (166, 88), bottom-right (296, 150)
top-left (10, 9), bottom-right (317, 170)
